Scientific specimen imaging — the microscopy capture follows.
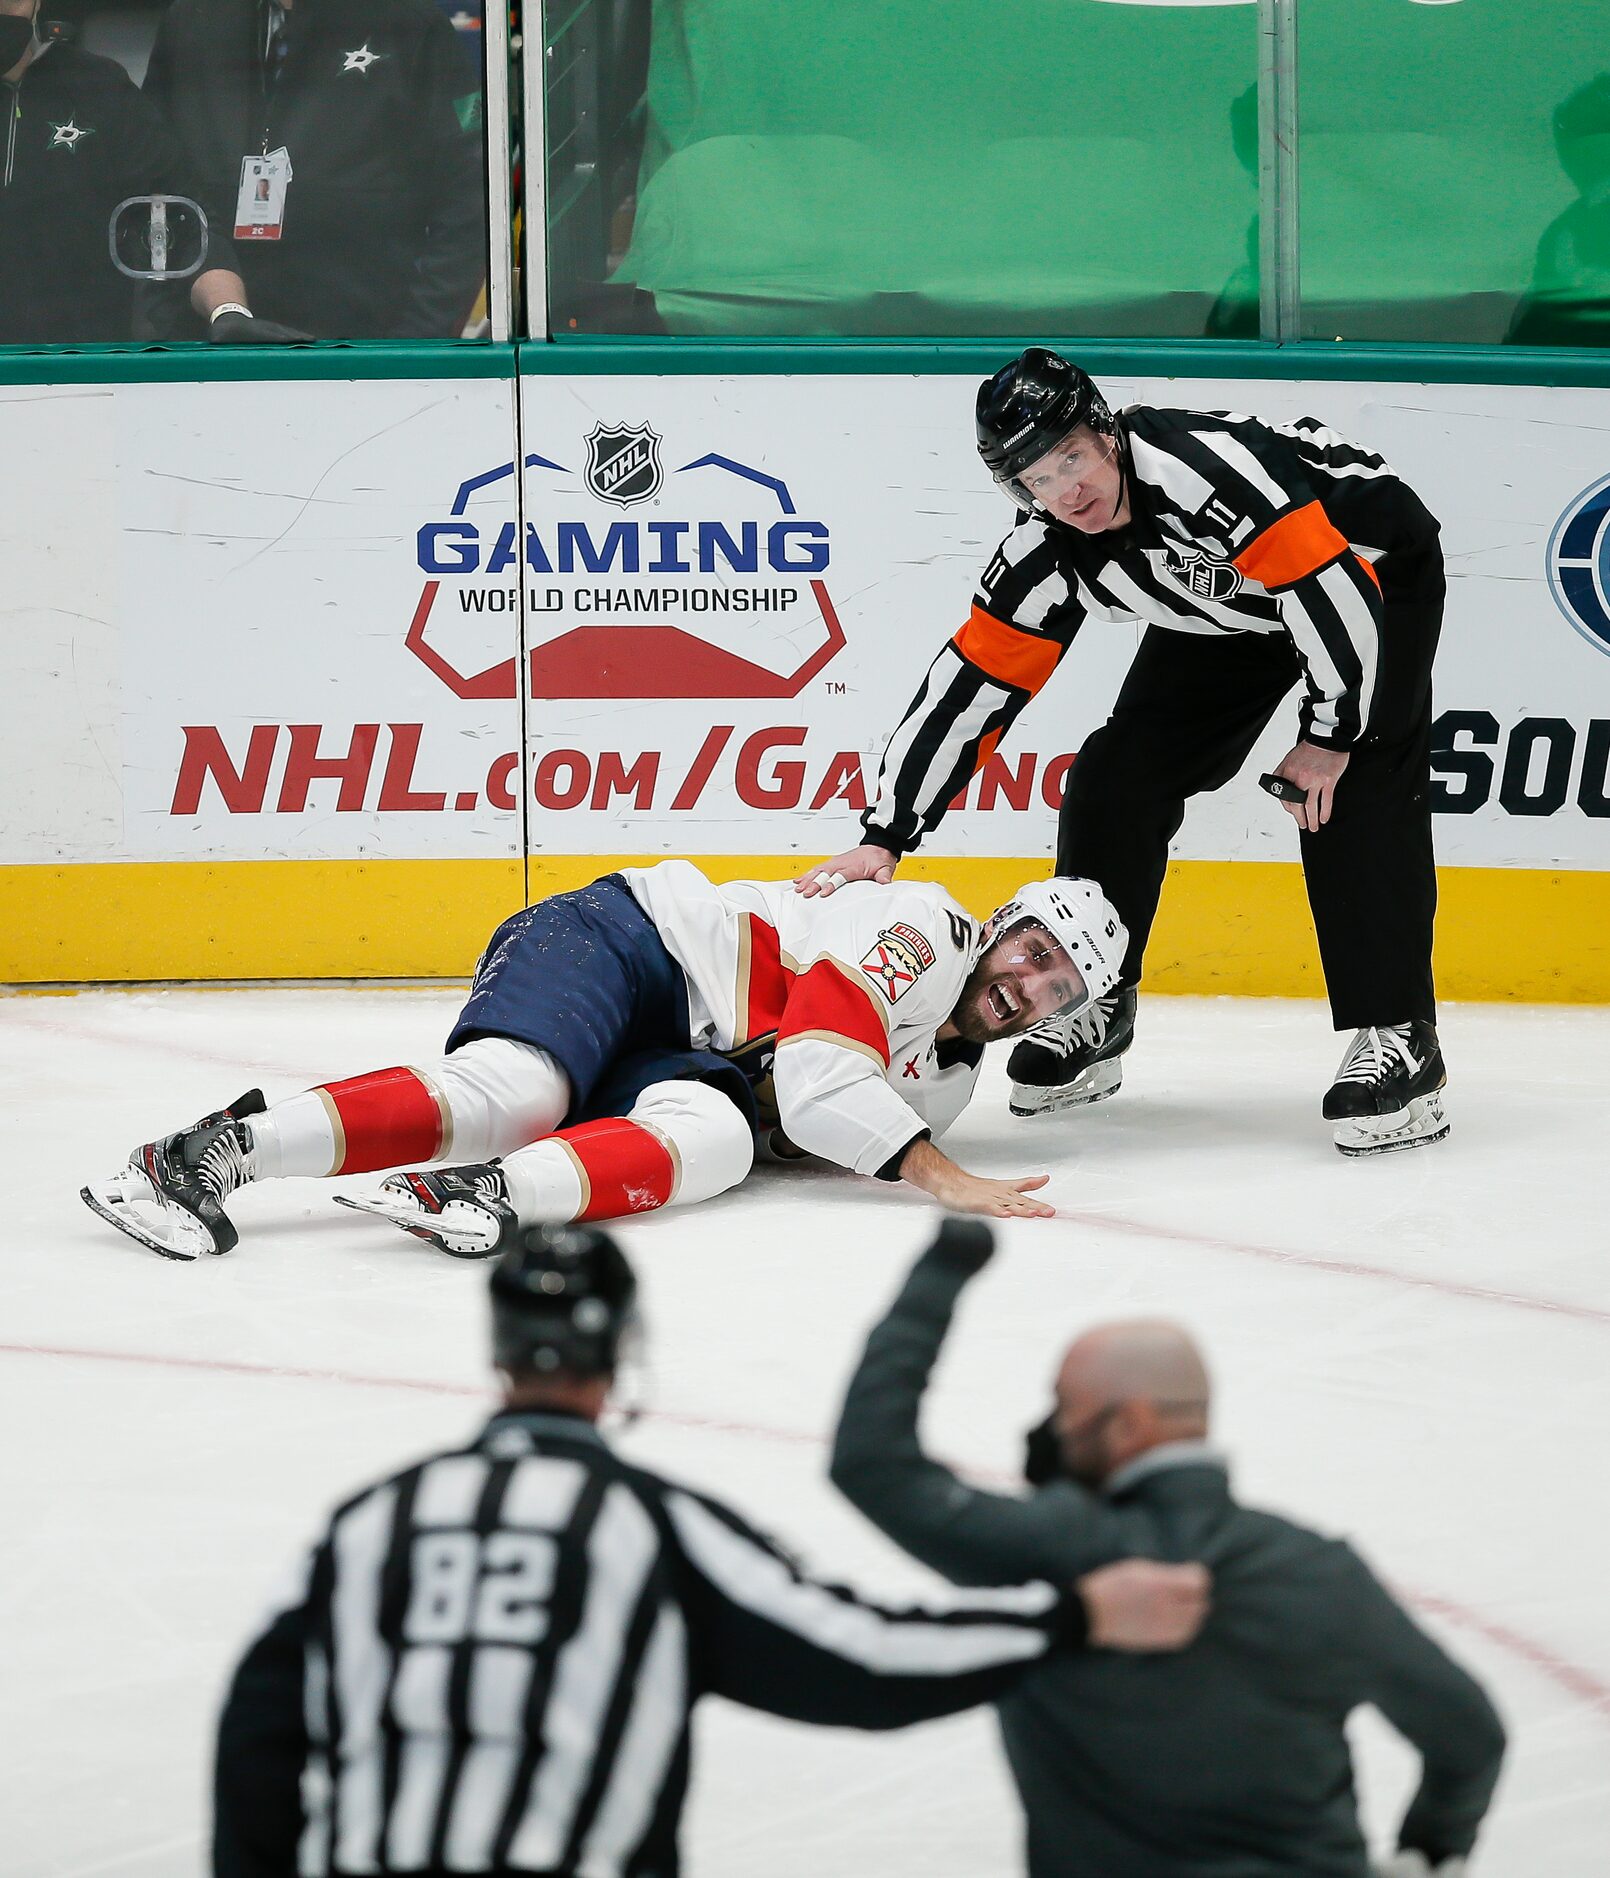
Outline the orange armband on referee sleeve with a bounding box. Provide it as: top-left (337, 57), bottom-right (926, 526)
top-left (1233, 501), bottom-right (1349, 591)
top-left (952, 605), bottom-right (1062, 694)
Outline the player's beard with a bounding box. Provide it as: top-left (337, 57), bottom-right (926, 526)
top-left (949, 964), bottom-right (1028, 1045)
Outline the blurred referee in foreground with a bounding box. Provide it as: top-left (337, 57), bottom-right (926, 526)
top-left (831, 1223), bottom-right (1506, 1878)
top-left (213, 1222), bottom-right (1208, 1876)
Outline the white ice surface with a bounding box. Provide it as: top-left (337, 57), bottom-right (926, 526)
top-left (2, 987), bottom-right (1608, 1878)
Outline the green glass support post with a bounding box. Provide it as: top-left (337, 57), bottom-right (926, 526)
top-left (1258, 0), bottom-right (1300, 344)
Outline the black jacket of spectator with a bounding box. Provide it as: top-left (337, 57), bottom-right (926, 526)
top-left (143, 0), bottom-right (485, 338)
top-left (0, 41), bottom-right (228, 343)
top-left (830, 1241), bottom-right (1507, 1878)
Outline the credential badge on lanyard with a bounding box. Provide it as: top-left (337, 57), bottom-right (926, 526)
top-left (234, 147), bottom-right (291, 240)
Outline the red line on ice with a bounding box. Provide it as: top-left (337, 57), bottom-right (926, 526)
top-left (13, 1003), bottom-right (1605, 1329)
top-left (4, 1336), bottom-right (1608, 1723)
top-left (1050, 1208), bottom-right (1610, 1329)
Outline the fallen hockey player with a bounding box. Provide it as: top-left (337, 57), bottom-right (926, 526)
top-left (81, 860), bottom-right (1126, 1258)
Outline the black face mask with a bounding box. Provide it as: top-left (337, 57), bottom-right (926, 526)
top-left (0, 15), bottom-right (38, 68)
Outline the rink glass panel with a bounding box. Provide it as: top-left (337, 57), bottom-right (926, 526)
top-left (536, 0), bottom-right (1258, 340)
top-left (0, 0), bottom-right (494, 346)
top-left (1298, 0), bottom-right (1610, 347)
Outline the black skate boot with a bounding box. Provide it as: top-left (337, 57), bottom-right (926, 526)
top-left (1323, 1022), bottom-right (1449, 1157)
top-left (1008, 987), bottom-right (1137, 1118)
top-left (335, 1163), bottom-right (516, 1259)
top-left (80, 1089), bottom-right (266, 1259)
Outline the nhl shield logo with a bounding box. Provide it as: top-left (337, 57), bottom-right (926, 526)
top-left (584, 422), bottom-right (664, 508)
top-left (1161, 542), bottom-right (1243, 602)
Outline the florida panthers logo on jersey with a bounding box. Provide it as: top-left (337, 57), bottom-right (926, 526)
top-left (1159, 542), bottom-right (1243, 602)
top-left (859, 924), bottom-right (936, 1004)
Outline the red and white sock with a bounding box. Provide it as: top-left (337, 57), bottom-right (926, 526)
top-left (501, 1080), bottom-right (754, 1223)
top-left (249, 1039), bottom-right (569, 1179)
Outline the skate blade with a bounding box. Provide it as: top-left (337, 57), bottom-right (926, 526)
top-left (334, 1191), bottom-right (503, 1259)
top-left (80, 1167), bottom-right (211, 1261)
top-left (1009, 1058), bottom-right (1123, 1118)
top-left (1334, 1093), bottom-right (1450, 1158)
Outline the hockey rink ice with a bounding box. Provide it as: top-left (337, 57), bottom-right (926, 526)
top-left (3, 984), bottom-right (1608, 1878)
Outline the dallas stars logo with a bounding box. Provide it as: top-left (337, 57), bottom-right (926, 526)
top-left (341, 43), bottom-right (382, 73)
top-left (48, 119), bottom-right (94, 153)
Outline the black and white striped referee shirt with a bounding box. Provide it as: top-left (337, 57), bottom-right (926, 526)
top-left (214, 1408), bottom-right (1065, 1877)
top-left (863, 407), bottom-right (1441, 856)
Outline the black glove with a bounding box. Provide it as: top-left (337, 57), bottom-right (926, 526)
top-left (208, 309), bottom-right (313, 345)
top-left (1023, 1410), bottom-right (1061, 1486)
top-left (927, 1216), bottom-right (995, 1274)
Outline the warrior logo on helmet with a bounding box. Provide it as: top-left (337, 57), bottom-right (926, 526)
top-left (584, 422), bottom-right (664, 508)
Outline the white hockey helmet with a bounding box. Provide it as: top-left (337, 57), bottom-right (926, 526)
top-left (985, 876), bottom-right (1128, 1010)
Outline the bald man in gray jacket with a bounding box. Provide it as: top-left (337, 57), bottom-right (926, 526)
top-left (829, 1222), bottom-right (1505, 1878)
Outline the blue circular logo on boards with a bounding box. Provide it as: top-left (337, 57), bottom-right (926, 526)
top-left (1547, 472), bottom-right (1610, 657)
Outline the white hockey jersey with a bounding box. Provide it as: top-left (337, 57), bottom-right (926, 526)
top-left (621, 861), bottom-right (985, 1178)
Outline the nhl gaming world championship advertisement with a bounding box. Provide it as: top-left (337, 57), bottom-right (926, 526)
top-left (6, 372), bottom-right (1610, 875)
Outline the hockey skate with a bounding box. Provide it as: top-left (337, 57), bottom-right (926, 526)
top-left (1323, 1022), bottom-right (1449, 1157)
top-left (335, 1164), bottom-right (517, 1259)
top-left (80, 1090), bottom-right (266, 1259)
top-left (1008, 987), bottom-right (1136, 1118)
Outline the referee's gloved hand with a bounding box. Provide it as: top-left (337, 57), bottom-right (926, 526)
top-left (209, 308), bottom-right (313, 345)
top-left (926, 1216), bottom-right (995, 1275)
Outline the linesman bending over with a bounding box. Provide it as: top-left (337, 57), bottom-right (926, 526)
top-left (213, 1222), bottom-right (1209, 1876)
top-left (803, 349), bottom-right (1450, 1156)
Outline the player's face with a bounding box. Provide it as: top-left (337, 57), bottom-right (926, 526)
top-left (951, 917), bottom-right (1088, 1044)
top-left (1018, 424), bottom-right (1129, 532)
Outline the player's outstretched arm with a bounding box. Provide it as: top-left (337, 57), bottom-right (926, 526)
top-left (898, 1136), bottom-right (1054, 1218)
top-left (794, 842), bottom-right (899, 897)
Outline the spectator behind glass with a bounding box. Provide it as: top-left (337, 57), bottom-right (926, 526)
top-left (0, 0), bottom-right (248, 343)
top-left (1508, 73), bottom-right (1610, 347)
top-left (140, 0), bottom-right (487, 340)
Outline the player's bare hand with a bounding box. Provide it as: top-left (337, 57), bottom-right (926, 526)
top-left (1271, 740), bottom-right (1350, 833)
top-left (1078, 1559), bottom-right (1211, 1651)
top-left (943, 1171), bottom-right (1056, 1219)
top-left (898, 1140), bottom-right (1055, 1217)
top-left (795, 843), bottom-right (898, 897)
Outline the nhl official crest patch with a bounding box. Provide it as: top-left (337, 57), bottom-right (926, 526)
top-left (1159, 541), bottom-right (1243, 602)
top-left (859, 923), bottom-right (936, 1004)
top-left (583, 422), bottom-right (664, 508)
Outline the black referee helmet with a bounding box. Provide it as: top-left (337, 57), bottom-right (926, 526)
top-left (976, 348), bottom-right (1116, 510)
top-left (490, 1222), bottom-right (638, 1378)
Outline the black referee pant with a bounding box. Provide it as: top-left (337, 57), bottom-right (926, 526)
top-left (1056, 547), bottom-right (1444, 1031)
